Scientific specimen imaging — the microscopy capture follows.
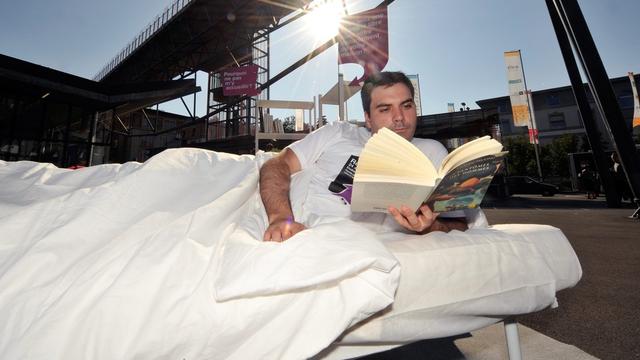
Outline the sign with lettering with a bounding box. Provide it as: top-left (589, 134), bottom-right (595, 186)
top-left (338, 6), bottom-right (389, 86)
top-left (222, 64), bottom-right (259, 96)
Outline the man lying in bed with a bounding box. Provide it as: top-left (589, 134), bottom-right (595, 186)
top-left (259, 71), bottom-right (469, 242)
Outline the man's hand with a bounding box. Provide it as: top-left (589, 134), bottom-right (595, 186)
top-left (260, 149), bottom-right (303, 242)
top-left (388, 204), bottom-right (469, 234)
top-left (263, 217), bottom-right (306, 242)
top-left (388, 204), bottom-right (439, 233)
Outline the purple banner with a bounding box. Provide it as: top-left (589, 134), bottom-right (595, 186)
top-left (338, 6), bottom-right (389, 86)
top-left (222, 64), bottom-right (259, 96)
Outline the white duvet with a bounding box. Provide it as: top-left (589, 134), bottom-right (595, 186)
top-left (0, 148), bottom-right (582, 360)
top-left (0, 149), bottom-right (399, 360)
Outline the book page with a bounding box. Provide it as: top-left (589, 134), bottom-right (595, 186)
top-left (438, 136), bottom-right (503, 175)
top-left (355, 128), bottom-right (437, 182)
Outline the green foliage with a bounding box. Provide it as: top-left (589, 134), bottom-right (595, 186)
top-left (282, 116), bottom-right (296, 133)
top-left (544, 134), bottom-right (579, 177)
top-left (503, 134), bottom-right (579, 178)
top-left (503, 136), bottom-right (537, 176)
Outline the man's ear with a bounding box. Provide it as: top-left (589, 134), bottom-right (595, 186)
top-left (364, 111), bottom-right (371, 129)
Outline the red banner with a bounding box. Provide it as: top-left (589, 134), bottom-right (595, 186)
top-left (338, 6), bottom-right (389, 86)
top-left (222, 64), bottom-right (259, 96)
top-left (528, 128), bottom-right (539, 144)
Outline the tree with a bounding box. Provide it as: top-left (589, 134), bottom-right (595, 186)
top-left (282, 116), bottom-right (296, 133)
top-left (544, 134), bottom-right (579, 177)
top-left (503, 135), bottom-right (537, 176)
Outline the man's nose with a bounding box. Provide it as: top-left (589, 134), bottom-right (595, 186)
top-left (392, 107), bottom-right (404, 122)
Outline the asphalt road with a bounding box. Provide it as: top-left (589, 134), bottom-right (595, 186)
top-left (484, 194), bottom-right (639, 360)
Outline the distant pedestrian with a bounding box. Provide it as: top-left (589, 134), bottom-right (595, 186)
top-left (610, 153), bottom-right (631, 203)
top-left (578, 161), bottom-right (599, 199)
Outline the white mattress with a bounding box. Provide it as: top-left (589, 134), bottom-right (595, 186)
top-left (318, 223), bottom-right (582, 359)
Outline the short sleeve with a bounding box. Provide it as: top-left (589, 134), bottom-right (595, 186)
top-left (287, 123), bottom-right (343, 170)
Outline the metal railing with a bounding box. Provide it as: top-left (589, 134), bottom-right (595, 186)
top-left (94, 0), bottom-right (193, 81)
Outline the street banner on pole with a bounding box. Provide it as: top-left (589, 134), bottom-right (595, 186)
top-left (629, 72), bottom-right (640, 128)
top-left (338, 6), bottom-right (389, 86)
top-left (407, 74), bottom-right (422, 116)
top-left (504, 50), bottom-right (530, 127)
top-left (222, 64), bottom-right (259, 96)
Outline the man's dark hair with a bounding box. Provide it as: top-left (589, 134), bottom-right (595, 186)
top-left (360, 71), bottom-right (415, 115)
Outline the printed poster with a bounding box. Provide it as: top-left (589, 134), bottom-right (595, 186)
top-left (222, 64), bottom-right (259, 96)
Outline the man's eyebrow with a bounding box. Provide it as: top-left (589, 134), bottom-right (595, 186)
top-left (374, 98), bottom-right (414, 109)
top-left (401, 98), bottom-right (414, 105)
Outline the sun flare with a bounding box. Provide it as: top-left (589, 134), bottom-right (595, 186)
top-left (307, 0), bottom-right (344, 42)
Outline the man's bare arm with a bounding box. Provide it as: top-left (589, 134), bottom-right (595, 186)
top-left (259, 149), bottom-right (305, 242)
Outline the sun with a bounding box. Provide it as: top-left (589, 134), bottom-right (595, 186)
top-left (306, 0), bottom-right (345, 42)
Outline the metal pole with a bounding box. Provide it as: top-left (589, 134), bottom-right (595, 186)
top-left (554, 0), bottom-right (640, 206)
top-left (545, 0), bottom-right (619, 206)
top-left (338, 73), bottom-right (345, 121)
top-left (88, 111), bottom-right (98, 166)
top-left (526, 92), bottom-right (543, 179)
top-left (62, 103), bottom-right (72, 167)
top-left (193, 71), bottom-right (197, 121)
top-left (518, 51), bottom-right (543, 180)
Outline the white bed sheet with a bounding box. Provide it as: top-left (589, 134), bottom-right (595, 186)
top-left (318, 223), bottom-right (582, 359)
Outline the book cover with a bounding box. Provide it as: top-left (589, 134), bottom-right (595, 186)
top-left (426, 154), bottom-right (505, 212)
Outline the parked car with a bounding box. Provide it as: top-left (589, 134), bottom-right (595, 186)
top-left (506, 176), bottom-right (559, 196)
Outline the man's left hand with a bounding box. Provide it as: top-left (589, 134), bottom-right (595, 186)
top-left (388, 204), bottom-right (438, 233)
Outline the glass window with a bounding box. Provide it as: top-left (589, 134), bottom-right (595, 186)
top-left (618, 92), bottom-right (634, 109)
top-left (500, 119), bottom-right (511, 132)
top-left (546, 94), bottom-right (560, 107)
top-left (548, 112), bottom-right (566, 130)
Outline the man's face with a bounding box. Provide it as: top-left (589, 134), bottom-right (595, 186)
top-left (364, 82), bottom-right (417, 141)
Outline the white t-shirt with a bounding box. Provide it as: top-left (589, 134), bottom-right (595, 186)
top-left (287, 121), bottom-right (449, 221)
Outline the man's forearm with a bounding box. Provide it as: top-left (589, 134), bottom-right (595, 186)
top-left (259, 158), bottom-right (294, 223)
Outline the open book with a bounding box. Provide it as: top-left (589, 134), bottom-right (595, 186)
top-left (351, 128), bottom-right (505, 213)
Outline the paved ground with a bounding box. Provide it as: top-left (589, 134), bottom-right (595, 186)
top-left (362, 194), bottom-right (640, 360)
top-left (484, 194), bottom-right (639, 360)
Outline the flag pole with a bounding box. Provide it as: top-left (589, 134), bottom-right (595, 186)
top-left (519, 50), bottom-right (544, 180)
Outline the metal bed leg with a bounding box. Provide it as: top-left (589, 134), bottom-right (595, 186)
top-left (504, 318), bottom-right (522, 360)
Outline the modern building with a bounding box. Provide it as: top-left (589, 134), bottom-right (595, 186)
top-left (415, 108), bottom-right (500, 151)
top-left (476, 74), bottom-right (640, 150)
top-left (107, 109), bottom-right (193, 163)
top-left (0, 54), bottom-right (197, 167)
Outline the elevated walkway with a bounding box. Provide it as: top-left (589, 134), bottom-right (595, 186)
top-left (96, 0), bottom-right (306, 83)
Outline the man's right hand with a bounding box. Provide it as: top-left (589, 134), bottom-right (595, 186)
top-left (259, 148), bottom-right (304, 243)
top-left (263, 217), bottom-right (306, 242)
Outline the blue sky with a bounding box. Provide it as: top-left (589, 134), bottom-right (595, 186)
top-left (1, 0), bottom-right (639, 122)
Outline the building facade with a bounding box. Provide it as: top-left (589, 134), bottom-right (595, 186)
top-left (476, 74), bottom-right (640, 150)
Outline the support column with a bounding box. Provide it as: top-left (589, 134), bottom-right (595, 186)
top-left (549, 0), bottom-right (639, 209)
